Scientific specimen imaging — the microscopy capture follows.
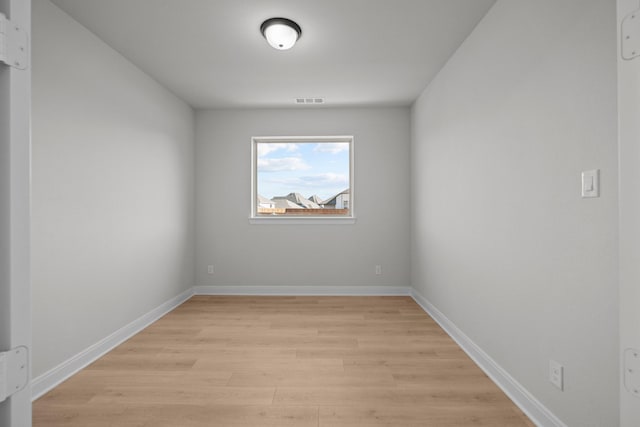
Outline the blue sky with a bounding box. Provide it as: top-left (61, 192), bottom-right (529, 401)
top-left (257, 142), bottom-right (349, 200)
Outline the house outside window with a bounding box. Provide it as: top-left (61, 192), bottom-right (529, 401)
top-left (251, 136), bottom-right (354, 223)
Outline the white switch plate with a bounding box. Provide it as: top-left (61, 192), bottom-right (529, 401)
top-left (581, 169), bottom-right (600, 198)
top-left (207, 265), bottom-right (214, 275)
top-left (549, 360), bottom-right (564, 390)
top-left (375, 265), bottom-right (382, 275)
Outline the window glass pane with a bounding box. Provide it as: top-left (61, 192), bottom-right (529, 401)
top-left (255, 140), bottom-right (351, 217)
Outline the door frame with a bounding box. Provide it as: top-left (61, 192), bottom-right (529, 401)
top-left (0, 0), bottom-right (32, 425)
top-left (618, 0), bottom-right (640, 425)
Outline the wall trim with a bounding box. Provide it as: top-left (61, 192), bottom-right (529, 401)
top-left (410, 289), bottom-right (567, 427)
top-left (31, 287), bottom-right (194, 401)
top-left (193, 285), bottom-right (411, 296)
top-left (32, 285), bottom-right (408, 400)
top-left (31, 283), bottom-right (561, 427)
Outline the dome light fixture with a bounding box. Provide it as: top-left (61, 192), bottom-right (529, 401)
top-left (260, 17), bottom-right (302, 50)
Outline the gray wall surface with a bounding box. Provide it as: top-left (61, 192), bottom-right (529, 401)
top-left (31, 0), bottom-right (196, 378)
top-left (196, 108), bottom-right (411, 288)
top-left (410, 1), bottom-right (618, 426)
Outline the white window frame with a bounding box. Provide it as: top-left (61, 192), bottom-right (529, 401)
top-left (250, 135), bottom-right (356, 224)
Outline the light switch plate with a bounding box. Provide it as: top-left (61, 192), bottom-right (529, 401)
top-left (581, 169), bottom-right (600, 198)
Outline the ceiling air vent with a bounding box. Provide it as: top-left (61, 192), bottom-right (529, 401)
top-left (296, 97), bottom-right (324, 105)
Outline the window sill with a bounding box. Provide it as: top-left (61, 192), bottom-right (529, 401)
top-left (249, 217), bottom-right (357, 225)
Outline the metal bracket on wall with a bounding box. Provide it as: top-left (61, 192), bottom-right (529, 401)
top-left (624, 348), bottom-right (640, 399)
top-left (0, 12), bottom-right (28, 69)
top-left (622, 7), bottom-right (640, 60)
top-left (0, 346), bottom-right (29, 403)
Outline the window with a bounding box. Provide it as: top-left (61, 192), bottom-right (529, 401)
top-left (251, 136), bottom-right (354, 222)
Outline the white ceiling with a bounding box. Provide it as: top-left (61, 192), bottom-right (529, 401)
top-left (50, 0), bottom-right (496, 109)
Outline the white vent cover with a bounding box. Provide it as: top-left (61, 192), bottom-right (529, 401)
top-left (296, 97), bottom-right (324, 105)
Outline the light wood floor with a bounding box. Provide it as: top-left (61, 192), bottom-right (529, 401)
top-left (34, 296), bottom-right (535, 426)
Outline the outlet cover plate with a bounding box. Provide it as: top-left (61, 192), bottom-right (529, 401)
top-left (549, 360), bottom-right (564, 390)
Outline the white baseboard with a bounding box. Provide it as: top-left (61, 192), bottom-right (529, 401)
top-left (32, 283), bottom-right (561, 427)
top-left (31, 285), bottom-right (408, 400)
top-left (410, 289), bottom-right (567, 427)
top-left (193, 285), bottom-right (411, 296)
top-left (31, 287), bottom-right (194, 401)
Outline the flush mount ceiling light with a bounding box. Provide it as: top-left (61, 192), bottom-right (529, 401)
top-left (260, 17), bottom-right (302, 50)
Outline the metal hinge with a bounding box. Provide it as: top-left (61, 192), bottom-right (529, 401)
top-left (0, 346), bottom-right (28, 403)
top-left (0, 12), bottom-right (28, 69)
top-left (624, 348), bottom-right (640, 399)
top-left (622, 7), bottom-right (640, 60)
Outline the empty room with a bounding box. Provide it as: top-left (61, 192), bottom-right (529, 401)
top-left (1, 0), bottom-right (639, 426)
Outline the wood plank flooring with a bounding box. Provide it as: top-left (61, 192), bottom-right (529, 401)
top-left (33, 296), bottom-right (535, 426)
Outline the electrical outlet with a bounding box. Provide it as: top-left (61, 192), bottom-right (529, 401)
top-left (375, 265), bottom-right (382, 275)
top-left (549, 360), bottom-right (564, 390)
top-left (207, 265), bottom-right (214, 275)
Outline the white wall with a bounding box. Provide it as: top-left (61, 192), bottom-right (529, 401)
top-left (196, 108), bottom-right (410, 288)
top-left (411, 1), bottom-right (618, 426)
top-left (31, 0), bottom-right (195, 378)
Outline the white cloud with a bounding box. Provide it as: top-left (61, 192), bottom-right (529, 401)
top-left (257, 143), bottom-right (300, 157)
top-left (258, 157), bottom-right (310, 172)
top-left (298, 173), bottom-right (348, 186)
top-left (313, 143), bottom-right (349, 154)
